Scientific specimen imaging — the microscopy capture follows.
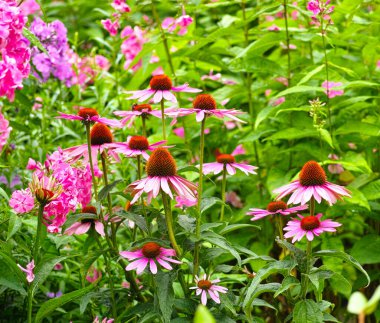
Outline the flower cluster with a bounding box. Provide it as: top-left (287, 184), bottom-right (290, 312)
top-left (0, 0), bottom-right (31, 101)
top-left (120, 26), bottom-right (147, 71)
top-left (29, 17), bottom-right (73, 83)
top-left (322, 80), bottom-right (344, 99)
top-left (162, 7), bottom-right (193, 36)
top-left (0, 110), bottom-right (12, 153)
top-left (307, 0), bottom-right (334, 26)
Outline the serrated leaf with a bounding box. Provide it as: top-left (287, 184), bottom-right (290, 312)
top-left (219, 224), bottom-right (260, 235)
top-left (293, 299), bottom-right (323, 323)
top-left (98, 179), bottom-right (123, 201)
top-left (0, 251), bottom-right (26, 295)
top-left (155, 271), bottom-right (176, 323)
top-left (115, 210), bottom-right (148, 233)
top-left (23, 28), bottom-right (49, 55)
top-left (274, 276), bottom-right (300, 298)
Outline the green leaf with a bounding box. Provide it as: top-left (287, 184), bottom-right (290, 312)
top-left (350, 234), bottom-right (380, 264)
top-left (31, 256), bottom-right (69, 296)
top-left (297, 64), bottom-right (325, 85)
top-left (330, 272), bottom-right (352, 298)
top-left (335, 122), bottom-right (380, 137)
top-left (98, 179), bottom-right (123, 201)
top-left (219, 224), bottom-right (260, 235)
top-left (314, 250), bottom-right (370, 287)
top-left (264, 128), bottom-right (319, 141)
top-left (366, 286), bottom-right (380, 314)
top-left (115, 210), bottom-right (148, 233)
top-left (201, 197), bottom-right (223, 215)
top-left (62, 213), bottom-right (97, 231)
top-left (23, 28), bottom-right (49, 55)
top-left (293, 299), bottom-right (324, 323)
top-left (194, 305), bottom-right (216, 323)
top-left (155, 271), bottom-right (176, 323)
top-left (361, 181), bottom-right (380, 201)
top-left (0, 251), bottom-right (26, 295)
top-left (0, 187), bottom-right (9, 201)
top-left (274, 276), bottom-right (300, 298)
top-left (177, 214), bottom-right (196, 233)
top-left (7, 213), bottom-right (22, 241)
top-left (317, 128), bottom-right (333, 148)
top-left (273, 85), bottom-right (325, 99)
top-left (35, 282), bottom-right (97, 323)
top-left (201, 231), bottom-right (241, 266)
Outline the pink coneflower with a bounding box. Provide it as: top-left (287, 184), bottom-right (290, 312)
top-left (17, 260), bottom-right (35, 283)
top-left (108, 135), bottom-right (167, 160)
top-left (56, 107), bottom-right (121, 127)
top-left (273, 161), bottom-right (351, 205)
top-left (125, 74), bottom-right (201, 103)
top-left (201, 145), bottom-right (257, 176)
top-left (190, 274), bottom-right (228, 305)
top-left (247, 201), bottom-right (308, 221)
top-left (65, 206), bottom-right (105, 236)
top-left (120, 242), bottom-right (182, 274)
top-left (180, 94), bottom-right (246, 123)
top-left (127, 148), bottom-right (197, 204)
top-left (284, 213), bottom-right (341, 242)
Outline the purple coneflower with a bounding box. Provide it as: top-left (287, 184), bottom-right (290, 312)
top-left (189, 274), bottom-right (228, 305)
top-left (284, 213), bottom-right (341, 242)
top-left (273, 161), bottom-right (351, 206)
top-left (56, 107), bottom-right (121, 127)
top-left (65, 206), bottom-right (105, 236)
top-left (127, 148), bottom-right (197, 204)
top-left (120, 242), bottom-right (181, 274)
top-left (125, 74), bottom-right (201, 103)
top-left (247, 201), bottom-right (308, 221)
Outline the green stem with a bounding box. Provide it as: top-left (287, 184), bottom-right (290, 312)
top-left (33, 204), bottom-right (45, 262)
top-left (193, 118), bottom-right (206, 277)
top-left (283, 0), bottom-right (291, 86)
top-left (161, 192), bottom-right (182, 257)
top-left (310, 197), bottom-right (315, 216)
top-left (321, 20), bottom-right (332, 135)
top-left (220, 165), bottom-right (227, 221)
top-left (275, 216), bottom-right (284, 240)
top-left (160, 100), bottom-right (166, 141)
top-left (27, 287), bottom-right (33, 323)
top-left (301, 240), bottom-right (313, 299)
top-left (142, 117), bottom-right (147, 137)
top-left (85, 123), bottom-right (98, 201)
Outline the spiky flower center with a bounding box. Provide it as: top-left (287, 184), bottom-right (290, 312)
top-left (216, 154), bottom-right (235, 164)
top-left (142, 242), bottom-right (161, 258)
top-left (132, 104), bottom-right (152, 113)
top-left (90, 124), bottom-right (113, 145)
top-left (35, 188), bottom-right (54, 204)
top-left (78, 108), bottom-right (99, 119)
top-left (82, 206), bottom-right (97, 214)
top-left (146, 148), bottom-right (177, 177)
top-left (197, 280), bottom-right (212, 290)
top-left (193, 94), bottom-right (217, 111)
top-left (129, 136), bottom-right (149, 151)
top-left (299, 161), bottom-right (327, 186)
top-left (300, 216), bottom-right (320, 231)
top-left (149, 74), bottom-right (172, 91)
top-left (267, 201), bottom-right (288, 212)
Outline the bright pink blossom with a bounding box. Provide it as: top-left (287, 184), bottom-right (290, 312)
top-left (101, 19), bottom-right (120, 36)
top-left (9, 189), bottom-right (35, 213)
top-left (111, 0), bottom-right (130, 13)
top-left (247, 202), bottom-right (308, 221)
top-left (284, 213), bottom-right (341, 242)
top-left (17, 260), bottom-right (35, 283)
top-left (120, 26), bottom-right (146, 71)
top-left (322, 81), bottom-right (344, 98)
top-left (20, 0), bottom-right (40, 15)
top-left (268, 24), bottom-right (280, 31)
top-left (0, 110), bottom-right (11, 152)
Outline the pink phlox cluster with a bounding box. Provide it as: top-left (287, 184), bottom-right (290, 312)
top-left (0, 0), bottom-right (31, 101)
top-left (162, 7), bottom-right (193, 36)
top-left (29, 17), bottom-right (73, 83)
top-left (120, 26), bottom-right (147, 71)
top-left (322, 80), bottom-right (343, 98)
top-left (0, 110), bottom-right (12, 152)
top-left (307, 0), bottom-right (334, 26)
top-left (20, 0), bottom-right (41, 16)
top-left (101, 18), bottom-right (120, 36)
top-left (111, 0), bottom-right (130, 13)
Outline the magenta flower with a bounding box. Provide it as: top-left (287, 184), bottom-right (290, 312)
top-left (225, 191), bottom-right (243, 208)
top-left (9, 189), bottom-right (35, 214)
top-left (121, 25), bottom-right (147, 71)
top-left (127, 148), bottom-right (197, 204)
top-left (284, 213), bottom-right (341, 242)
top-left (179, 94), bottom-right (246, 123)
top-left (273, 161), bottom-right (351, 206)
top-left (20, 0), bottom-right (41, 15)
top-left (175, 196), bottom-right (197, 208)
top-left (247, 201), bottom-right (308, 221)
top-left (202, 145), bottom-right (257, 176)
top-left (162, 6), bottom-right (193, 36)
top-left (101, 18), bottom-right (119, 36)
top-left (57, 107), bottom-right (121, 127)
top-left (93, 317), bottom-right (114, 323)
top-left (201, 70), bottom-right (222, 81)
top-left (125, 74), bottom-right (201, 104)
top-left (65, 206), bottom-right (105, 236)
top-left (268, 24), bottom-right (280, 31)
top-left (86, 267), bottom-right (102, 283)
top-left (327, 154), bottom-right (344, 174)
top-left (17, 260), bottom-right (35, 283)
top-left (114, 103), bottom-right (178, 128)
top-left (0, 110), bottom-right (12, 152)
top-left (111, 0), bottom-right (130, 13)
top-left (322, 81), bottom-right (344, 98)
top-left (189, 274), bottom-right (228, 305)
top-left (120, 242), bottom-right (182, 275)
top-left (108, 136), bottom-right (166, 160)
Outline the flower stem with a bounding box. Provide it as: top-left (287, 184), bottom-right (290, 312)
top-left (161, 192), bottom-right (182, 257)
top-left (193, 118), bottom-right (206, 277)
top-left (136, 155), bottom-right (150, 236)
top-left (142, 117), bottom-right (147, 137)
top-left (301, 240), bottom-right (313, 299)
top-left (283, 0), bottom-right (291, 86)
top-left (85, 123), bottom-right (98, 200)
top-left (275, 216), bottom-right (284, 240)
top-left (220, 165), bottom-right (227, 221)
top-left (160, 100), bottom-right (166, 141)
top-left (321, 19), bottom-right (332, 134)
top-left (27, 287), bottom-right (33, 323)
top-left (33, 203), bottom-right (45, 262)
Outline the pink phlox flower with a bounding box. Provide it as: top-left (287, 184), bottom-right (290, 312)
top-left (111, 0), bottom-right (130, 13)
top-left (86, 267), bottom-right (102, 283)
top-left (162, 17), bottom-right (177, 32)
top-left (173, 127), bottom-right (185, 138)
top-left (120, 26), bottom-right (147, 71)
top-left (271, 97), bottom-right (286, 106)
top-left (101, 18), bottom-right (120, 36)
top-left (32, 96), bottom-right (43, 110)
top-left (201, 146), bottom-right (257, 176)
top-left (17, 260), bottom-right (35, 283)
top-left (225, 191), bottom-right (243, 208)
top-left (175, 196), bottom-right (197, 208)
top-left (20, 0), bottom-right (40, 15)
top-left (327, 154), bottom-right (344, 174)
top-left (125, 74), bottom-right (201, 104)
top-left (56, 111), bottom-right (122, 128)
top-left (108, 136), bottom-right (168, 160)
top-left (54, 263), bottom-right (63, 270)
top-left (201, 70), bottom-right (222, 81)
top-left (120, 242), bottom-right (182, 275)
top-left (284, 213), bottom-right (341, 243)
top-left (0, 110), bottom-right (12, 152)
top-left (268, 24), bottom-right (280, 31)
top-left (322, 81), bottom-right (344, 99)
top-left (189, 274), bottom-right (228, 305)
top-left (247, 204), bottom-right (308, 221)
top-left (162, 7), bottom-right (193, 36)
top-left (9, 189), bottom-right (35, 214)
